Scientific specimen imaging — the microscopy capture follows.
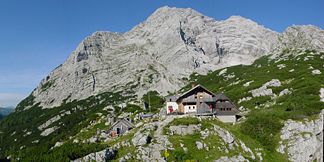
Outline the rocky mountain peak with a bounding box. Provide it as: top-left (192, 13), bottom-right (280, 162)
top-left (273, 25), bottom-right (324, 52)
top-left (25, 7), bottom-right (324, 109)
top-left (148, 6), bottom-right (203, 20)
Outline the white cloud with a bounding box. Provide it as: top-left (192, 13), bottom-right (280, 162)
top-left (0, 93), bottom-right (28, 107)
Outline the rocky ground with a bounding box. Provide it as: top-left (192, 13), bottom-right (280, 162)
top-left (277, 110), bottom-right (324, 162)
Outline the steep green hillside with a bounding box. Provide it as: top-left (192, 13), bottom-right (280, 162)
top-left (0, 91), bottom-right (134, 161)
top-left (184, 49), bottom-right (324, 152)
top-left (155, 49), bottom-right (323, 161)
top-left (0, 49), bottom-right (323, 161)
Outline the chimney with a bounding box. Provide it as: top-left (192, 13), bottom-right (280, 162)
top-left (192, 83), bottom-right (196, 88)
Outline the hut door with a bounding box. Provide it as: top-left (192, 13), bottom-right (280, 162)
top-left (116, 127), bottom-right (121, 135)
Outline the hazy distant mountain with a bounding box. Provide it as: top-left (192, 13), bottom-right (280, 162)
top-left (0, 106), bottom-right (14, 116)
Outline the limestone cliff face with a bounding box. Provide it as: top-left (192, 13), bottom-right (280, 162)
top-left (30, 6), bottom-right (324, 108)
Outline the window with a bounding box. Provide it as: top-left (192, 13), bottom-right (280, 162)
top-left (189, 106), bottom-right (191, 109)
top-left (168, 106), bottom-right (173, 113)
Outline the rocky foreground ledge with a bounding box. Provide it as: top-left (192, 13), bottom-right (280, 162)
top-left (277, 109), bottom-right (324, 162)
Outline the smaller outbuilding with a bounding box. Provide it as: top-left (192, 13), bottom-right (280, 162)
top-left (109, 118), bottom-right (134, 137)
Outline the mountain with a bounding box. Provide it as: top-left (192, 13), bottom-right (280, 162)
top-left (0, 6), bottom-right (323, 161)
top-left (0, 107), bottom-right (14, 117)
top-left (28, 6), bottom-right (282, 109)
top-left (25, 7), bottom-right (324, 109)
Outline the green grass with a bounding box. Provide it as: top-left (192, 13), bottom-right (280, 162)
top-left (169, 117), bottom-right (200, 126)
top-left (123, 104), bottom-right (143, 113)
top-left (142, 91), bottom-right (164, 113)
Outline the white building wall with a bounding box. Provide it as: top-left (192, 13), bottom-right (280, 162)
top-left (184, 105), bottom-right (197, 113)
top-left (166, 102), bottom-right (178, 114)
top-left (217, 115), bottom-right (236, 123)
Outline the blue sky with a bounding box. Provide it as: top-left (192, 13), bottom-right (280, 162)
top-left (0, 0), bottom-right (323, 107)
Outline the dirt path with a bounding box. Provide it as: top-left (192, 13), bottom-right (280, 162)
top-left (148, 115), bottom-right (190, 161)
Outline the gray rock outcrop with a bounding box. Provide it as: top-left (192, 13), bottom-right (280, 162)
top-left (132, 131), bottom-right (151, 146)
top-left (214, 155), bottom-right (248, 162)
top-left (320, 88), bottom-right (324, 102)
top-left (169, 124), bottom-right (200, 135)
top-left (277, 110), bottom-right (324, 162)
top-left (250, 79), bottom-right (281, 97)
top-left (312, 69), bottom-right (321, 75)
top-left (279, 88), bottom-right (292, 96)
top-left (195, 141), bottom-right (204, 150)
top-left (73, 148), bottom-right (116, 162)
top-left (40, 126), bottom-right (58, 136)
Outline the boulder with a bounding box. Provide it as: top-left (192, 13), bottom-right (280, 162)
top-left (312, 69), bottom-right (321, 75)
top-left (264, 79), bottom-right (281, 87)
top-left (279, 88), bottom-right (292, 96)
top-left (250, 86), bottom-right (273, 97)
top-left (132, 131), bottom-right (151, 146)
top-left (196, 141), bottom-right (204, 150)
top-left (53, 141), bottom-right (64, 148)
top-left (73, 148), bottom-right (116, 162)
top-left (243, 80), bottom-right (254, 87)
top-left (40, 126), bottom-right (58, 136)
top-left (214, 155), bottom-right (247, 162)
top-left (320, 88), bottom-right (324, 102)
top-left (89, 136), bottom-right (98, 143)
top-left (213, 125), bottom-right (234, 144)
top-left (169, 124), bottom-right (201, 135)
